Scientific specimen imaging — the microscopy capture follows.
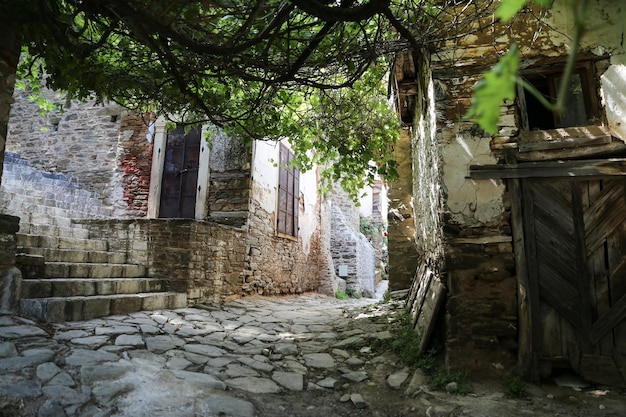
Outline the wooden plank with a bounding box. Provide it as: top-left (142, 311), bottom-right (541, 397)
top-left (504, 151), bottom-right (541, 381)
top-left (474, 159), bottom-right (626, 179)
top-left (571, 182), bottom-right (593, 340)
top-left (518, 135), bottom-right (612, 152)
top-left (588, 242), bottom-right (614, 355)
top-left (508, 154), bottom-right (538, 379)
top-left (612, 349), bottom-right (626, 386)
top-left (521, 178), bottom-right (544, 380)
top-left (590, 294), bottom-right (626, 344)
top-left (579, 354), bottom-right (626, 387)
top-left (539, 274), bottom-right (584, 330)
top-left (517, 142), bottom-right (626, 162)
top-left (541, 303), bottom-right (563, 358)
top-left (470, 158), bottom-right (626, 180)
top-left (518, 125), bottom-right (613, 143)
top-left (584, 181), bottom-right (626, 253)
top-left (415, 277), bottom-right (446, 355)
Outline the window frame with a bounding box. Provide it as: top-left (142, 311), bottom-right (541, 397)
top-left (518, 61), bottom-right (599, 131)
top-left (276, 143), bottom-right (300, 238)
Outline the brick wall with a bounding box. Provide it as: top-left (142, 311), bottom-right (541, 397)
top-left (115, 114), bottom-right (154, 216)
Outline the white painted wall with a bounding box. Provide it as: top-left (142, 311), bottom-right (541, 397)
top-left (251, 139), bottom-right (320, 254)
top-left (601, 64), bottom-right (626, 142)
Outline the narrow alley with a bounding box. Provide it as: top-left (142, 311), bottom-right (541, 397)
top-left (1, 283), bottom-right (625, 417)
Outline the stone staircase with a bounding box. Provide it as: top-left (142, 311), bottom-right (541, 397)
top-left (1, 152), bottom-right (187, 322)
top-left (17, 225), bottom-right (187, 322)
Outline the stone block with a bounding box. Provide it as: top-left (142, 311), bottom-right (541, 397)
top-left (141, 294), bottom-right (167, 310)
top-left (110, 296), bottom-right (142, 315)
top-left (0, 267), bottom-right (22, 313)
top-left (82, 297), bottom-right (111, 320)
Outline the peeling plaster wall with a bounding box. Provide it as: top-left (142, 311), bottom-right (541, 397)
top-left (441, 133), bottom-right (504, 226)
top-left (424, 0), bottom-right (625, 375)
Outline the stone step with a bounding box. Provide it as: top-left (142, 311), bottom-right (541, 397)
top-left (18, 223), bottom-right (91, 240)
top-left (1, 194), bottom-right (113, 224)
top-left (20, 292), bottom-right (188, 322)
top-left (21, 247), bottom-right (128, 264)
top-left (17, 234), bottom-right (110, 252)
top-left (22, 277), bottom-right (167, 298)
top-left (44, 262), bottom-right (146, 279)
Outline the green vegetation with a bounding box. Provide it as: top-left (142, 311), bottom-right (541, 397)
top-left (4, 0), bottom-right (593, 196)
top-left (376, 308), bottom-right (471, 394)
top-left (335, 289), bottom-right (362, 300)
top-left (503, 368), bottom-right (527, 398)
top-left (335, 290), bottom-right (349, 300)
top-left (429, 369), bottom-right (472, 395)
top-left (360, 216), bottom-right (383, 240)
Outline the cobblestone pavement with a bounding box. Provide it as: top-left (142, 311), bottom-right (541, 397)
top-left (1, 282), bottom-right (626, 417)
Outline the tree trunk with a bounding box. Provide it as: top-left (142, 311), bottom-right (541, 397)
top-left (0, 29), bottom-right (21, 188)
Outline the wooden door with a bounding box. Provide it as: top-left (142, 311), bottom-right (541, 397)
top-left (159, 126), bottom-right (201, 218)
top-left (522, 177), bottom-right (626, 386)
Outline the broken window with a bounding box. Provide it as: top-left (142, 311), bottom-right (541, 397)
top-left (519, 62), bottom-right (599, 131)
top-left (277, 144), bottom-right (299, 237)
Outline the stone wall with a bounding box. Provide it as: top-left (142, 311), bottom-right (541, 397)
top-left (207, 129), bottom-right (251, 226)
top-left (330, 189), bottom-right (376, 297)
top-left (244, 200), bottom-right (322, 296)
top-left (5, 90), bottom-right (155, 218)
top-left (81, 218), bottom-right (247, 304)
top-left (7, 91), bottom-right (124, 197)
top-left (0, 214), bottom-right (20, 313)
top-left (414, 0), bottom-right (625, 375)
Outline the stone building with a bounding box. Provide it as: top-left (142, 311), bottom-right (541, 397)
top-left (0, 86), bottom-right (376, 321)
top-left (394, 1), bottom-right (626, 386)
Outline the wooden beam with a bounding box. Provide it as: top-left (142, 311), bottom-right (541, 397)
top-left (504, 150), bottom-right (539, 381)
top-left (517, 142), bottom-right (626, 162)
top-left (518, 136), bottom-right (612, 152)
top-left (470, 158), bottom-right (626, 179)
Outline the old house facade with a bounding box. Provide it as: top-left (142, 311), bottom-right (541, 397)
top-left (0, 85), bottom-right (378, 321)
top-left (395, 1), bottom-right (626, 385)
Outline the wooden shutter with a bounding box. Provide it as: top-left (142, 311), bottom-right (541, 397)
top-left (277, 144), bottom-right (299, 237)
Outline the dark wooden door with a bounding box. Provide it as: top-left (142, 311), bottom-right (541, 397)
top-left (522, 178), bottom-right (626, 386)
top-left (159, 126), bottom-right (201, 218)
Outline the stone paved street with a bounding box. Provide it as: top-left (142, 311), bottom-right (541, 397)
top-left (1, 282), bottom-right (626, 417)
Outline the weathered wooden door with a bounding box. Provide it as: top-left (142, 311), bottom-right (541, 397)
top-left (522, 177), bottom-right (626, 386)
top-left (159, 126), bottom-right (201, 218)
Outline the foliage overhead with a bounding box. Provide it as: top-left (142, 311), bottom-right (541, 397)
top-left (2, 0), bottom-right (506, 199)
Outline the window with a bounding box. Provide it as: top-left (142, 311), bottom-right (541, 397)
top-left (277, 144), bottom-right (299, 237)
top-left (519, 62), bottom-right (599, 131)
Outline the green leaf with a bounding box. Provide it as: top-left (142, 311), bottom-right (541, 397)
top-left (495, 0), bottom-right (527, 22)
top-left (533, 0), bottom-right (553, 6)
top-left (465, 43), bottom-right (520, 135)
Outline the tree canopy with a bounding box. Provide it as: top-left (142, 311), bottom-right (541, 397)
top-left (2, 0), bottom-right (508, 198)
top-left (1, 0), bottom-right (562, 197)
